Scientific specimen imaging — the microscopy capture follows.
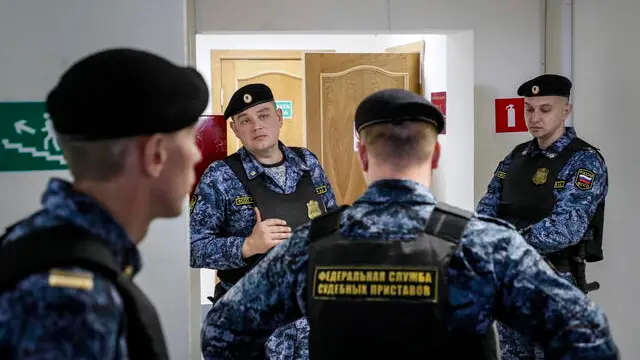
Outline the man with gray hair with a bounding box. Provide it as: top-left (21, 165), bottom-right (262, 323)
top-left (0, 48), bottom-right (208, 359)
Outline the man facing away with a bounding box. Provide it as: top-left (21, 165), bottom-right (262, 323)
top-left (190, 83), bottom-right (337, 359)
top-left (0, 48), bottom-right (208, 359)
top-left (200, 88), bottom-right (619, 360)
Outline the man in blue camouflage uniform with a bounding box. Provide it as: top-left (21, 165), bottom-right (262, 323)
top-left (200, 88), bottom-right (619, 360)
top-left (190, 83), bottom-right (337, 359)
top-left (477, 74), bottom-right (609, 360)
top-left (0, 48), bottom-right (208, 359)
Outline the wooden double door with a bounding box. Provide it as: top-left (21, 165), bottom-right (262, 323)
top-left (211, 43), bottom-right (423, 205)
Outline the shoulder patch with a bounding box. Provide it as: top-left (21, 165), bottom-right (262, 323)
top-left (189, 194), bottom-right (199, 214)
top-left (48, 269), bottom-right (94, 291)
top-left (234, 196), bottom-right (255, 206)
top-left (476, 214), bottom-right (516, 230)
top-left (575, 168), bottom-right (596, 190)
top-left (315, 185), bottom-right (328, 195)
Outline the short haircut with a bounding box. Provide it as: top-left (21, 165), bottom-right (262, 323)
top-left (57, 134), bottom-right (134, 182)
top-left (358, 121), bottom-right (438, 169)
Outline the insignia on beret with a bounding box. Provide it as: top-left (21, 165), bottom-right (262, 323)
top-left (517, 74), bottom-right (572, 98)
top-left (224, 83), bottom-right (275, 120)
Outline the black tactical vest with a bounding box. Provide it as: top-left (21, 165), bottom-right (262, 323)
top-left (217, 147), bottom-right (327, 285)
top-left (0, 225), bottom-right (169, 360)
top-left (497, 137), bottom-right (605, 266)
top-left (306, 203), bottom-right (500, 360)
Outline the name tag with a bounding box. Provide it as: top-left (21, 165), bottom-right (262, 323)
top-left (234, 196), bottom-right (255, 206)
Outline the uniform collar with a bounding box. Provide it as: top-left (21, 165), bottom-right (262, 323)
top-left (356, 179), bottom-right (436, 205)
top-left (523, 126), bottom-right (577, 158)
top-left (238, 141), bottom-right (309, 180)
top-left (42, 178), bottom-right (142, 276)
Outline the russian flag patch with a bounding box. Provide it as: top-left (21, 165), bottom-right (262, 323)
top-left (575, 169), bottom-right (596, 190)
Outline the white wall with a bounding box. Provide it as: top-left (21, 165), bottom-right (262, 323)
top-left (0, 1), bottom-right (201, 359)
top-left (573, 1), bottom-right (640, 357)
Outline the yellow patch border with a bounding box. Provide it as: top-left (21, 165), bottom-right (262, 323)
top-left (189, 194), bottom-right (198, 214)
top-left (575, 168), bottom-right (596, 191)
top-left (495, 171), bottom-right (506, 179)
top-left (312, 265), bottom-right (439, 303)
top-left (234, 196), bottom-right (255, 206)
top-left (554, 180), bottom-right (566, 189)
top-left (315, 185), bottom-right (328, 195)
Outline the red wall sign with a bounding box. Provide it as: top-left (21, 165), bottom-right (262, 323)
top-left (430, 91), bottom-right (447, 134)
top-left (191, 115), bottom-right (227, 195)
top-left (495, 97), bottom-right (527, 133)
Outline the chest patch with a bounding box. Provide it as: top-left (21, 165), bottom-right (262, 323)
top-left (532, 167), bottom-right (549, 185)
top-left (234, 196), bottom-right (255, 206)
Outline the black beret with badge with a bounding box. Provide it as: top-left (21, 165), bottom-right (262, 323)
top-left (517, 74), bottom-right (572, 98)
top-left (355, 88), bottom-right (445, 134)
top-left (223, 83), bottom-right (275, 120)
top-left (46, 48), bottom-right (209, 141)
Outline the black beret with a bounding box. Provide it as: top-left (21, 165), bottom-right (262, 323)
top-left (517, 74), bottom-right (572, 98)
top-left (224, 83), bottom-right (274, 120)
top-left (355, 88), bottom-right (445, 134)
top-left (46, 48), bottom-right (209, 141)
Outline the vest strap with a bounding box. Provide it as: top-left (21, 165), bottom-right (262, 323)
top-left (0, 225), bottom-right (169, 360)
top-left (425, 202), bottom-right (474, 243)
top-left (309, 205), bottom-right (350, 243)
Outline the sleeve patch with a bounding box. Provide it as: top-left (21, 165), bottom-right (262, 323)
top-left (495, 171), bottom-right (507, 179)
top-left (574, 169), bottom-right (596, 190)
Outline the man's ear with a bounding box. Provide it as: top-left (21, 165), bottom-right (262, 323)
top-left (357, 140), bottom-right (369, 172)
top-left (564, 103), bottom-right (573, 119)
top-left (229, 119), bottom-right (239, 138)
top-left (138, 134), bottom-right (168, 178)
top-left (431, 141), bottom-right (441, 170)
top-left (275, 107), bottom-right (284, 128)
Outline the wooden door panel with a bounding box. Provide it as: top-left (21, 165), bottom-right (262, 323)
top-left (305, 53), bottom-right (421, 205)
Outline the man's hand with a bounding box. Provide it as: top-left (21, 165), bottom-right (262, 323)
top-left (242, 208), bottom-right (292, 258)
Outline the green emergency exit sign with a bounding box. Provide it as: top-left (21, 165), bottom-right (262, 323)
top-left (0, 102), bottom-right (67, 172)
top-left (276, 100), bottom-right (293, 119)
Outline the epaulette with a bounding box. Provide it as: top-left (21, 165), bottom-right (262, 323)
top-left (48, 268), bottom-right (95, 291)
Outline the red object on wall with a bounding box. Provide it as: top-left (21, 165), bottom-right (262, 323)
top-left (495, 97), bottom-right (527, 133)
top-left (191, 115), bottom-right (227, 195)
top-left (430, 91), bottom-right (446, 134)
